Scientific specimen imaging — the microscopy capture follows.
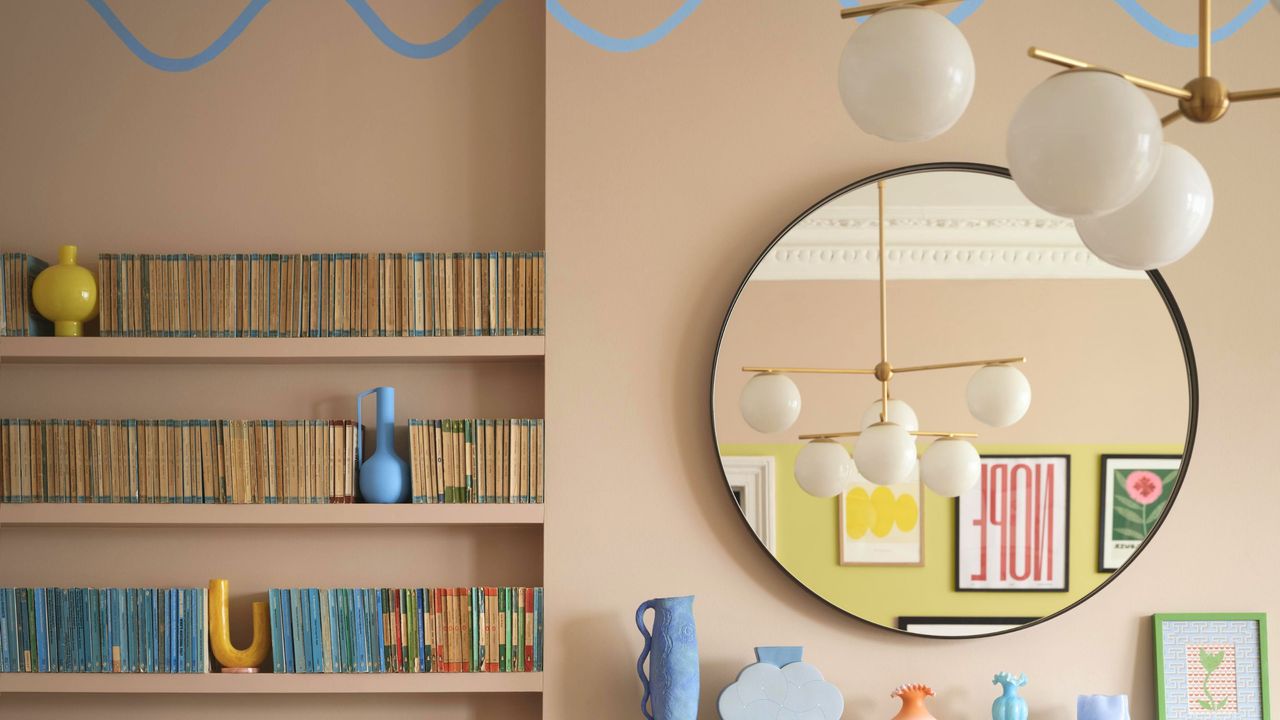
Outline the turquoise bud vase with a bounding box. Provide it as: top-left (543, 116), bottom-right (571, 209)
top-left (992, 672), bottom-right (1029, 720)
top-left (636, 595), bottom-right (698, 720)
top-left (356, 387), bottom-right (409, 503)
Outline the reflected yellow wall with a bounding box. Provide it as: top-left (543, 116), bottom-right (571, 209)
top-left (719, 443), bottom-right (1183, 628)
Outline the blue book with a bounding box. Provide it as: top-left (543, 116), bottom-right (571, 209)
top-left (108, 589), bottom-right (119, 673)
top-left (175, 590), bottom-right (184, 673)
top-left (268, 589), bottom-right (282, 674)
top-left (300, 588), bottom-right (314, 672)
top-left (353, 589), bottom-right (367, 673)
top-left (280, 589), bottom-right (294, 674)
top-left (86, 588), bottom-right (99, 673)
top-left (416, 588), bottom-right (426, 673)
top-left (373, 589), bottom-right (385, 673)
top-left (123, 588), bottom-right (133, 672)
top-left (291, 589), bottom-right (307, 673)
top-left (33, 588), bottom-right (48, 673)
top-left (45, 587), bottom-right (59, 672)
top-left (308, 589), bottom-right (322, 673)
top-left (0, 589), bottom-right (9, 672)
top-left (146, 588), bottom-right (156, 673)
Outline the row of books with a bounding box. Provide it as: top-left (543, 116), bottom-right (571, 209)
top-left (0, 587), bottom-right (209, 673)
top-left (408, 419), bottom-right (545, 504)
top-left (0, 419), bottom-right (357, 504)
top-left (97, 252), bottom-right (546, 337)
top-left (0, 253), bottom-right (51, 337)
top-left (268, 587), bottom-right (542, 674)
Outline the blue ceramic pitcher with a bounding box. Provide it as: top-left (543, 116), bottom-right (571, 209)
top-left (636, 596), bottom-right (699, 720)
top-left (356, 387), bottom-right (409, 503)
top-left (992, 672), bottom-right (1029, 720)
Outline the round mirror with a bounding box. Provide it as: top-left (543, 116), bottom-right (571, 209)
top-left (711, 163), bottom-right (1197, 638)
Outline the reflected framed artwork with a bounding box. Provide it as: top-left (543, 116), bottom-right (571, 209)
top-left (955, 455), bottom-right (1070, 592)
top-left (897, 616), bottom-right (1039, 636)
top-left (839, 475), bottom-right (923, 566)
top-left (1154, 613), bottom-right (1270, 720)
top-left (1100, 455), bottom-right (1181, 572)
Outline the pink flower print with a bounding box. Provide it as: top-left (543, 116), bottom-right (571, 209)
top-left (1124, 471), bottom-right (1163, 505)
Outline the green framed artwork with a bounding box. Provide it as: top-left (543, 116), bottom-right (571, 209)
top-left (1099, 454), bottom-right (1181, 572)
top-left (1154, 613), bottom-right (1270, 720)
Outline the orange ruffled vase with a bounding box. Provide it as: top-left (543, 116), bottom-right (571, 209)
top-left (32, 245), bottom-right (98, 337)
top-left (891, 684), bottom-right (938, 720)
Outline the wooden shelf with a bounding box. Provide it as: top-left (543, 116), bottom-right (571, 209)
top-left (0, 672), bottom-right (543, 694)
top-left (0, 336), bottom-right (545, 364)
top-left (0, 504), bottom-right (544, 528)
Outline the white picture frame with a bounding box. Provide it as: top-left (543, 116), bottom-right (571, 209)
top-left (721, 456), bottom-right (777, 555)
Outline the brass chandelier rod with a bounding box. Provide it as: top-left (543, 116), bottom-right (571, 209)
top-left (800, 430), bottom-right (979, 441)
top-left (739, 179), bottom-right (1028, 443)
top-left (839, 0), bottom-right (1279, 125)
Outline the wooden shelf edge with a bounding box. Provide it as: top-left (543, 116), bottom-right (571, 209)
top-left (0, 336), bottom-right (546, 364)
top-left (0, 672), bottom-right (543, 694)
top-left (0, 504), bottom-right (545, 527)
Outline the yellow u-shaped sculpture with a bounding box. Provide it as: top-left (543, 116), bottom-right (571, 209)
top-left (208, 579), bottom-right (271, 671)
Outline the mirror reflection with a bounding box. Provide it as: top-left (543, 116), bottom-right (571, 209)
top-left (712, 166), bottom-right (1191, 638)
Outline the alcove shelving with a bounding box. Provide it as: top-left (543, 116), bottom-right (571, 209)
top-left (0, 672), bottom-right (543, 694)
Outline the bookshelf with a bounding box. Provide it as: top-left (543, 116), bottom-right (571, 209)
top-left (0, 336), bottom-right (546, 364)
top-left (0, 672), bottom-right (543, 694)
top-left (0, 504), bottom-right (545, 527)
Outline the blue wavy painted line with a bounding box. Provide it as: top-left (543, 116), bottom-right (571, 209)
top-left (85, 0), bottom-right (270, 73)
top-left (1110, 0), bottom-right (1268, 47)
top-left (345, 0), bottom-right (504, 59)
top-left (546, 0), bottom-right (701, 52)
top-left (839, 0), bottom-right (987, 24)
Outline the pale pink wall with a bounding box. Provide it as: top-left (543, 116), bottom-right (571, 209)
top-left (546, 2), bottom-right (1279, 719)
top-left (0, 1), bottom-right (544, 717)
top-left (715, 278), bottom-right (1187, 445)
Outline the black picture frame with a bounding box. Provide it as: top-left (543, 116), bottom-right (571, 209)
top-left (708, 162), bottom-right (1200, 639)
top-left (1098, 454), bottom-right (1183, 573)
top-left (897, 616), bottom-right (1041, 635)
top-left (954, 454), bottom-right (1071, 593)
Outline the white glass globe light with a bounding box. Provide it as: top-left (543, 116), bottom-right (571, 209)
top-left (1075, 143), bottom-right (1213, 270)
top-left (853, 422), bottom-right (917, 486)
top-left (967, 364), bottom-right (1032, 427)
top-left (920, 437), bottom-right (981, 497)
top-left (794, 440), bottom-right (858, 498)
top-left (1007, 70), bottom-right (1163, 218)
top-left (837, 7), bottom-right (975, 142)
top-left (859, 398), bottom-right (920, 432)
top-left (740, 373), bottom-right (801, 433)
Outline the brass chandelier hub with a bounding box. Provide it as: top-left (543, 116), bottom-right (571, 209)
top-left (1180, 76), bottom-right (1230, 124)
top-left (874, 361), bottom-right (894, 382)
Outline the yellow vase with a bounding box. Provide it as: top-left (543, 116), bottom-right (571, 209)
top-left (208, 579), bottom-right (271, 671)
top-left (32, 245), bottom-right (98, 337)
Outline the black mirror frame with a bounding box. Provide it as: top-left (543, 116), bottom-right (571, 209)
top-left (709, 161), bottom-right (1199, 640)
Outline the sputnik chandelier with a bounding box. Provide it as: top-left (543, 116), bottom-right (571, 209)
top-left (738, 181), bottom-right (1031, 500)
top-left (836, 0), bottom-right (1280, 271)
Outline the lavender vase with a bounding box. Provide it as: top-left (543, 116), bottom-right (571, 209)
top-left (636, 596), bottom-right (699, 720)
top-left (1078, 695), bottom-right (1130, 720)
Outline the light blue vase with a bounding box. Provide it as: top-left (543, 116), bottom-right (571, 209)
top-left (636, 596), bottom-right (698, 720)
top-left (1078, 694), bottom-right (1130, 720)
top-left (356, 386), bottom-right (409, 504)
top-left (992, 673), bottom-right (1029, 720)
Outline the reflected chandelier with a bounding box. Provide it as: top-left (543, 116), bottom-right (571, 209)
top-left (738, 181), bottom-right (1031, 500)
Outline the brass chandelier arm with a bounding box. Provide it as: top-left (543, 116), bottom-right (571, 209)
top-left (839, 0), bottom-right (961, 20)
top-left (1228, 87), bottom-right (1280, 103)
top-left (1027, 48), bottom-right (1193, 101)
top-left (741, 366), bottom-right (877, 376)
top-left (799, 430), bottom-right (979, 441)
top-left (1161, 110), bottom-right (1184, 127)
top-left (893, 356), bottom-right (1026, 374)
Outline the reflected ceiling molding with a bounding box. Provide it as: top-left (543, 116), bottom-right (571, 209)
top-left (754, 206), bottom-right (1143, 281)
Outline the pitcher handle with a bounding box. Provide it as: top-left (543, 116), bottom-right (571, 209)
top-left (635, 599), bottom-right (657, 720)
top-left (355, 389), bottom-right (377, 466)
